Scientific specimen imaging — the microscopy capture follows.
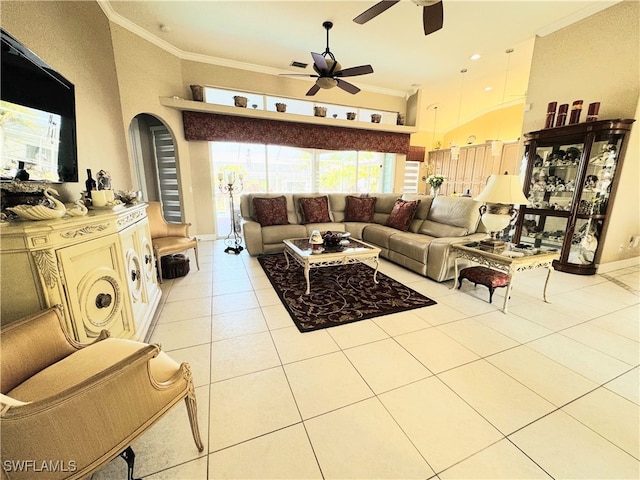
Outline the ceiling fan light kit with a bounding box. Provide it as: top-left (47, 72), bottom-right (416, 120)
top-left (280, 21), bottom-right (374, 97)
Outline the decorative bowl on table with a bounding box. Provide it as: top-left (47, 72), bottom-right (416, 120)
top-left (322, 231), bottom-right (351, 250)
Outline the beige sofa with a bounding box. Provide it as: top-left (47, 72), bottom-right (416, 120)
top-left (240, 193), bottom-right (487, 282)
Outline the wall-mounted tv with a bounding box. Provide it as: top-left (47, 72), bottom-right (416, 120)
top-left (1, 28), bottom-right (78, 183)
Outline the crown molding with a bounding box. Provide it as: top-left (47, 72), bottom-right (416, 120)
top-left (536, 0), bottom-right (622, 37)
top-left (97, 0), bottom-right (408, 98)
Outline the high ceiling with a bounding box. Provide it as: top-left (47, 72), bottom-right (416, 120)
top-left (103, 0), bottom-right (620, 131)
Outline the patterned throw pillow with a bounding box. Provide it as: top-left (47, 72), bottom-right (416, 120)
top-left (298, 196), bottom-right (332, 224)
top-left (252, 196), bottom-right (289, 227)
top-left (385, 199), bottom-right (421, 232)
top-left (344, 195), bottom-right (377, 222)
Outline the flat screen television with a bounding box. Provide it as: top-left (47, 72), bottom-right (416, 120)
top-left (1, 28), bottom-right (78, 183)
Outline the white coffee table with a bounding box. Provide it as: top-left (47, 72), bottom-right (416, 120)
top-left (283, 237), bottom-right (381, 295)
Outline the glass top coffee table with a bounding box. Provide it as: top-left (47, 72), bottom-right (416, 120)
top-left (283, 238), bottom-right (381, 295)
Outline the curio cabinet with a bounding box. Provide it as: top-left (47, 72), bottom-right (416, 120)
top-left (514, 118), bottom-right (635, 275)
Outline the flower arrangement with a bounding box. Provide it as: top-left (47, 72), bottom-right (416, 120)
top-left (427, 174), bottom-right (447, 189)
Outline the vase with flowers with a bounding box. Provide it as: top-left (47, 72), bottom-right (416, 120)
top-left (427, 174), bottom-right (446, 196)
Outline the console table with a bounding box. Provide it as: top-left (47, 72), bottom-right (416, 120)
top-left (450, 244), bottom-right (559, 313)
top-left (0, 203), bottom-right (161, 342)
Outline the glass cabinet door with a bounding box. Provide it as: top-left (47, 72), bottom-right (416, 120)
top-left (526, 141), bottom-right (583, 212)
top-left (518, 213), bottom-right (567, 250)
top-left (577, 134), bottom-right (623, 216)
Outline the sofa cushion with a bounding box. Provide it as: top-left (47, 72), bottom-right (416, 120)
top-left (422, 196), bottom-right (481, 234)
top-left (385, 199), bottom-right (421, 232)
top-left (344, 195), bottom-right (376, 222)
top-left (401, 193), bottom-right (434, 232)
top-left (419, 220), bottom-right (469, 237)
top-left (253, 196), bottom-right (290, 227)
top-left (298, 196), bottom-right (332, 224)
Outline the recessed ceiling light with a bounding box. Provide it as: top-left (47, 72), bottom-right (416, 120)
top-left (484, 86), bottom-right (493, 92)
top-left (411, 83), bottom-right (422, 87)
top-left (470, 54), bottom-right (481, 61)
top-left (159, 24), bottom-right (171, 33)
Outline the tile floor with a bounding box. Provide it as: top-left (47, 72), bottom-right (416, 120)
top-left (94, 240), bottom-right (639, 479)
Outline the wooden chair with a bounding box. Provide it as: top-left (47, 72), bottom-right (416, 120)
top-left (146, 201), bottom-right (199, 283)
top-left (0, 305), bottom-right (203, 480)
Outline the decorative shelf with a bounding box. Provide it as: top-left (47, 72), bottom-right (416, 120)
top-left (159, 97), bottom-right (418, 134)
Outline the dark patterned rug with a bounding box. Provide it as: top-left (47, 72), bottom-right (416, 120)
top-left (258, 253), bottom-right (437, 332)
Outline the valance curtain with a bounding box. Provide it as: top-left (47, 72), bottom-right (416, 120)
top-left (182, 111), bottom-right (410, 155)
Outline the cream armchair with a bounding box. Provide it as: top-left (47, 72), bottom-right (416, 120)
top-left (0, 305), bottom-right (204, 480)
top-left (146, 201), bottom-right (199, 283)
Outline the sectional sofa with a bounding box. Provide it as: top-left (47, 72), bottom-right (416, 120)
top-left (239, 193), bottom-right (488, 282)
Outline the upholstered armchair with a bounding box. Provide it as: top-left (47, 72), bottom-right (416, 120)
top-left (146, 201), bottom-right (200, 283)
top-left (0, 305), bottom-right (204, 480)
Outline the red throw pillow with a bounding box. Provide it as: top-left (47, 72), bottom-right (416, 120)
top-left (252, 196), bottom-right (289, 227)
top-left (385, 199), bottom-right (421, 232)
top-left (299, 196), bottom-right (331, 224)
top-left (344, 195), bottom-right (377, 222)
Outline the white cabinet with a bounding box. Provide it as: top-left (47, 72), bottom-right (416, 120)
top-left (0, 203), bottom-right (161, 341)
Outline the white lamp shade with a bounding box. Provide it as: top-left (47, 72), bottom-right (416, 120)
top-left (474, 174), bottom-right (528, 205)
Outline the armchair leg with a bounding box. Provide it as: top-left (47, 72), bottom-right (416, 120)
top-left (183, 366), bottom-right (205, 452)
top-left (193, 243), bottom-right (200, 271)
top-left (119, 446), bottom-right (142, 480)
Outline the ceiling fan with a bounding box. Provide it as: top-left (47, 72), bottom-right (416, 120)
top-left (353, 0), bottom-right (444, 36)
top-left (281, 21), bottom-right (374, 96)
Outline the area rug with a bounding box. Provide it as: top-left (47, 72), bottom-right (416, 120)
top-left (258, 253), bottom-right (436, 332)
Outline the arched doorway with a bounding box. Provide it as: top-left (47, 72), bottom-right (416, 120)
top-left (128, 113), bottom-right (183, 223)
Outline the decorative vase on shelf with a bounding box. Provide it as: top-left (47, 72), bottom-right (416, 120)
top-left (430, 186), bottom-right (440, 197)
top-left (189, 84), bottom-right (204, 102)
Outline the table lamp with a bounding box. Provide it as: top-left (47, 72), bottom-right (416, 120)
top-left (474, 174), bottom-right (528, 252)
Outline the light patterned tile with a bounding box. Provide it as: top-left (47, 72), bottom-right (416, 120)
top-left (305, 398), bottom-right (435, 479)
top-left (563, 387), bottom-right (640, 459)
top-left (284, 352), bottom-right (373, 419)
top-left (438, 318), bottom-right (519, 357)
top-left (380, 377), bottom-right (503, 473)
top-left (210, 331), bottom-right (280, 382)
top-left (209, 367), bottom-right (301, 451)
top-left (561, 322), bottom-right (639, 365)
top-left (150, 316), bottom-right (212, 352)
top-left (487, 345), bottom-right (598, 407)
top-left (439, 439), bottom-right (552, 479)
top-left (605, 367), bottom-right (640, 405)
top-left (439, 360), bottom-right (555, 435)
top-left (345, 338), bottom-right (432, 394)
top-left (208, 424), bottom-right (322, 479)
top-left (510, 410), bottom-right (640, 479)
top-left (372, 310), bottom-right (431, 336)
top-left (270, 326), bottom-right (340, 364)
top-left (395, 327), bottom-right (479, 374)
top-left (326, 319), bottom-right (389, 349)
top-left (156, 297), bottom-right (211, 324)
top-left (211, 307), bottom-right (267, 341)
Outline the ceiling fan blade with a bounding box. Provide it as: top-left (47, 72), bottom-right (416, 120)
top-left (353, 0), bottom-right (400, 25)
top-left (305, 83), bottom-right (321, 96)
top-left (423, 1), bottom-right (444, 36)
top-left (336, 79), bottom-right (361, 95)
top-left (279, 73), bottom-right (319, 77)
top-left (334, 65), bottom-right (374, 77)
top-left (311, 52), bottom-right (328, 73)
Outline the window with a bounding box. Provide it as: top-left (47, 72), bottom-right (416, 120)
top-left (403, 160), bottom-right (421, 193)
top-left (210, 141), bottom-right (396, 236)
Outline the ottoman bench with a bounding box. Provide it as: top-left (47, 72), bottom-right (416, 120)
top-left (457, 266), bottom-right (509, 304)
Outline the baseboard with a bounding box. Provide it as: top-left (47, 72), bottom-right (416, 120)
top-left (597, 256), bottom-right (640, 274)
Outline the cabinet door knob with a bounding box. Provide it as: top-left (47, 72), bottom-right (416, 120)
top-left (145, 254), bottom-right (152, 264)
top-left (131, 269), bottom-right (141, 281)
top-left (95, 293), bottom-right (112, 309)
